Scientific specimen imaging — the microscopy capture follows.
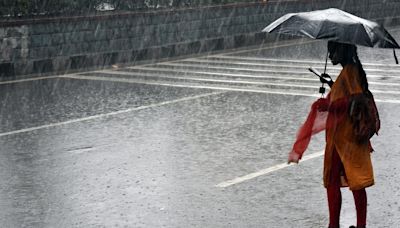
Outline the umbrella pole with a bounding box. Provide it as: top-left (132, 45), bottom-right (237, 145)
top-left (323, 49), bottom-right (328, 74)
top-left (319, 50), bottom-right (329, 97)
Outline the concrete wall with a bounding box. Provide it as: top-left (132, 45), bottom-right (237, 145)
top-left (1, 0), bottom-right (399, 77)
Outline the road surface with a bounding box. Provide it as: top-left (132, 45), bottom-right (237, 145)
top-left (1, 27), bottom-right (400, 227)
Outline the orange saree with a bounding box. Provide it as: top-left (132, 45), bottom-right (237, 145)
top-left (289, 64), bottom-right (379, 190)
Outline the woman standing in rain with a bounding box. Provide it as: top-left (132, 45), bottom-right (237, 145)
top-left (288, 41), bottom-right (380, 228)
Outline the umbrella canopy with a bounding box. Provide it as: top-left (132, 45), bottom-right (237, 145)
top-left (263, 8), bottom-right (400, 49)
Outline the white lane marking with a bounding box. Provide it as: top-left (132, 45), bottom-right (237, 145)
top-left (98, 69), bottom-right (400, 92)
top-left (370, 89), bottom-right (400, 94)
top-left (88, 70), bottom-right (317, 89)
top-left (0, 92), bottom-right (223, 137)
top-left (369, 81), bottom-right (400, 86)
top-left (186, 59), bottom-right (400, 73)
top-left (63, 75), bottom-right (400, 103)
top-left (128, 64), bottom-right (330, 77)
top-left (76, 71), bottom-right (400, 96)
top-left (182, 58), bottom-right (340, 69)
top-left (134, 61), bottom-right (399, 79)
top-left (215, 151), bottom-right (325, 188)
top-left (0, 75), bottom-right (62, 85)
top-left (113, 66), bottom-right (400, 85)
top-left (200, 55), bottom-right (400, 68)
top-left (127, 62), bottom-right (400, 86)
top-left (144, 63), bottom-right (400, 80)
top-left (374, 98), bottom-right (400, 103)
top-left (160, 61), bottom-right (400, 75)
top-left (63, 74), bottom-right (322, 96)
top-left (66, 147), bottom-right (95, 154)
top-left (101, 68), bottom-right (318, 81)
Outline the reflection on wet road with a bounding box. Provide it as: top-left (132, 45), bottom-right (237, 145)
top-left (1, 27), bottom-right (400, 227)
top-left (0, 78), bottom-right (214, 133)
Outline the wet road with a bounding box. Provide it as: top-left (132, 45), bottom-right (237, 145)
top-left (1, 27), bottom-right (400, 227)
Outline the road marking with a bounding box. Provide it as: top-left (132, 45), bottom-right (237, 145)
top-left (160, 61), bottom-right (400, 75)
top-left (0, 92), bottom-right (223, 137)
top-left (374, 98), bottom-right (400, 103)
top-left (101, 68), bottom-right (318, 81)
top-left (199, 55), bottom-right (400, 68)
top-left (95, 69), bottom-right (400, 93)
top-left (215, 151), bottom-right (325, 188)
top-left (64, 74), bottom-right (400, 103)
top-left (182, 59), bottom-right (400, 73)
top-left (137, 62), bottom-right (400, 79)
top-left (63, 74), bottom-right (323, 96)
top-left (66, 146), bottom-right (95, 154)
top-left (85, 70), bottom-right (318, 89)
top-left (145, 63), bottom-right (400, 80)
top-left (105, 67), bottom-right (400, 87)
top-left (128, 64), bottom-right (332, 77)
top-left (182, 58), bottom-right (342, 70)
top-left (0, 75), bottom-right (62, 85)
top-left (117, 65), bottom-right (400, 83)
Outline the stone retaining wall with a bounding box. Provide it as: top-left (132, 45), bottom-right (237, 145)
top-left (1, 0), bottom-right (399, 77)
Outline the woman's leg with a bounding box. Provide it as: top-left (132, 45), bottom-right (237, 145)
top-left (327, 185), bottom-right (341, 228)
top-left (352, 188), bottom-right (367, 227)
top-left (327, 149), bottom-right (342, 228)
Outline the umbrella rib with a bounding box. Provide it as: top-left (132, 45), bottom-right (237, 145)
top-left (357, 22), bottom-right (374, 47)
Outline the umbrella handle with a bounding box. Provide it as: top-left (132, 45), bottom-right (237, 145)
top-left (319, 49), bottom-right (329, 98)
top-left (319, 85), bottom-right (326, 95)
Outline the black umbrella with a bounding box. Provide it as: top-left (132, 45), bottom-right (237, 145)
top-left (263, 8), bottom-right (399, 64)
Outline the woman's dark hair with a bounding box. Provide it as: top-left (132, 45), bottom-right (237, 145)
top-left (353, 51), bottom-right (369, 93)
top-left (328, 41), bottom-right (369, 93)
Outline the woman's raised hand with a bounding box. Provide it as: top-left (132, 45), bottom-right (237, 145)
top-left (320, 73), bottom-right (334, 87)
